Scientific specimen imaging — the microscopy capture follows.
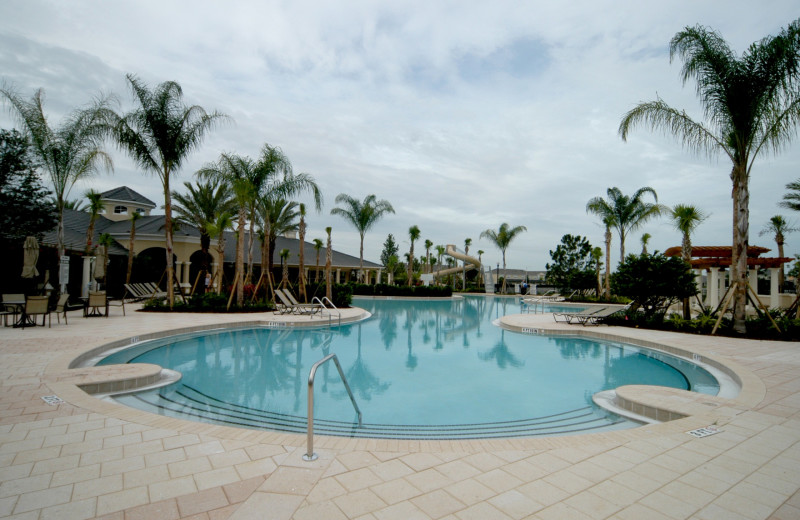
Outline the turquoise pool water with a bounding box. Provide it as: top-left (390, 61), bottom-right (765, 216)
top-left (99, 296), bottom-right (719, 439)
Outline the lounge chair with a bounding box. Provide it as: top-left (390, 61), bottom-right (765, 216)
top-left (22, 295), bottom-right (50, 328)
top-left (1, 293), bottom-right (24, 326)
top-left (577, 306), bottom-right (628, 326)
top-left (54, 294), bottom-right (83, 324)
top-left (553, 306), bottom-right (605, 324)
top-left (85, 291), bottom-right (109, 317)
top-left (274, 289), bottom-right (322, 316)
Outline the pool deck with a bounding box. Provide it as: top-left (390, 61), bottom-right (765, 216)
top-left (0, 302), bottom-right (798, 519)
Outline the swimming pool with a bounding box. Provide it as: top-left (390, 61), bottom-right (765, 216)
top-left (97, 296), bottom-right (720, 439)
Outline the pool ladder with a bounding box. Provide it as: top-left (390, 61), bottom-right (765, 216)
top-left (303, 353), bottom-right (362, 461)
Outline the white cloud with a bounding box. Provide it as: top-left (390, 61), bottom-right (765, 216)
top-left (1, 0), bottom-right (798, 270)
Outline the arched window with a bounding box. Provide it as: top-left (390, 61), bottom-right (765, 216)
top-left (135, 208), bottom-right (145, 214)
top-left (114, 205), bottom-right (127, 214)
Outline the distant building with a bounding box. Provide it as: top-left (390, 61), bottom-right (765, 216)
top-left (37, 186), bottom-right (383, 297)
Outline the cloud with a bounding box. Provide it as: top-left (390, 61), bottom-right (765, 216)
top-left (1, 0), bottom-right (798, 270)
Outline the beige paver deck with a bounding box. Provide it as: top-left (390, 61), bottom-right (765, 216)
top-left (0, 299), bottom-right (798, 519)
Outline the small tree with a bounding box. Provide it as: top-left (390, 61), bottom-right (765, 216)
top-left (380, 234), bottom-right (399, 266)
top-left (611, 253), bottom-right (697, 318)
top-left (545, 234), bottom-right (596, 294)
top-left (312, 238), bottom-right (324, 283)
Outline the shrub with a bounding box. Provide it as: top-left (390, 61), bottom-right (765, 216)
top-left (611, 253), bottom-right (697, 317)
top-left (349, 283), bottom-right (452, 298)
top-left (142, 292), bottom-right (274, 313)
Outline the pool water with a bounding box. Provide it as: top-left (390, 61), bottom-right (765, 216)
top-left (100, 296), bottom-right (719, 439)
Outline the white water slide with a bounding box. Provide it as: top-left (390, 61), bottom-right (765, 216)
top-left (424, 245), bottom-right (493, 293)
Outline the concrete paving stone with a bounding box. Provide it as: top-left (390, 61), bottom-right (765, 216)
top-left (95, 486), bottom-right (149, 516)
top-left (0, 473), bottom-right (52, 499)
top-left (259, 466), bottom-right (325, 495)
top-left (487, 489), bottom-right (544, 519)
top-left (305, 476), bottom-right (348, 503)
top-left (292, 500), bottom-right (349, 520)
top-left (73, 474), bottom-right (123, 501)
top-left (221, 476), bottom-right (265, 504)
top-left (543, 468), bottom-right (595, 495)
top-left (373, 500), bottom-right (430, 520)
top-left (30, 454), bottom-right (79, 475)
top-left (0, 462), bottom-right (33, 482)
top-left (399, 452), bottom-right (444, 472)
top-left (234, 457), bottom-right (277, 480)
top-left (176, 486), bottom-right (230, 517)
top-left (122, 438), bottom-right (164, 458)
top-left (639, 490), bottom-right (702, 519)
top-left (660, 479), bottom-right (717, 508)
top-left (39, 497), bottom-right (96, 520)
top-left (84, 425), bottom-right (123, 441)
top-left (164, 433), bottom-right (202, 451)
top-left (370, 477), bottom-right (422, 505)
top-left (227, 492), bottom-right (303, 520)
top-left (770, 503), bottom-right (800, 520)
top-left (563, 490), bottom-right (622, 519)
top-left (587, 480), bottom-right (644, 507)
top-left (102, 432), bottom-right (143, 449)
top-left (148, 475), bottom-right (198, 502)
top-left (11, 445), bottom-right (61, 466)
top-left (516, 478), bottom-right (571, 506)
top-left (709, 490), bottom-right (778, 519)
top-left (534, 501), bottom-right (595, 520)
top-left (185, 440), bottom-right (225, 458)
top-left (443, 478), bottom-right (495, 506)
top-left (693, 502), bottom-right (754, 520)
top-left (122, 498), bottom-right (180, 520)
top-left (473, 468), bottom-right (524, 494)
top-left (193, 465), bottom-right (241, 491)
top-left (613, 503), bottom-right (676, 520)
top-left (0, 495), bottom-right (18, 516)
top-left (123, 463), bottom-right (171, 489)
top-left (12, 484), bottom-right (72, 514)
top-left (208, 448), bottom-right (249, 469)
top-left (336, 467), bottom-right (382, 492)
top-left (410, 488), bottom-right (466, 518)
top-left (333, 488), bottom-right (389, 518)
top-left (404, 467), bottom-right (453, 493)
top-left (101, 455), bottom-right (145, 477)
top-left (168, 456), bottom-right (213, 478)
top-left (454, 501), bottom-right (512, 520)
top-left (370, 459), bottom-right (415, 481)
top-left (79, 445), bottom-right (124, 467)
top-left (144, 447), bottom-right (186, 467)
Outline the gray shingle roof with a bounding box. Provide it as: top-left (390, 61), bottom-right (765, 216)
top-left (100, 186), bottom-right (156, 208)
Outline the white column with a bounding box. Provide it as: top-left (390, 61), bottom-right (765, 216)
top-left (376, 269), bottom-right (382, 285)
top-left (81, 256), bottom-right (93, 298)
top-left (182, 262), bottom-right (191, 285)
top-left (748, 268), bottom-right (758, 295)
top-left (694, 270), bottom-right (703, 305)
top-left (707, 267), bottom-right (719, 308)
top-left (335, 269), bottom-right (341, 284)
top-left (769, 267), bottom-right (780, 309)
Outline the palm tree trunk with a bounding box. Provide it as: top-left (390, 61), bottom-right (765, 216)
top-left (164, 176), bottom-right (175, 308)
top-left (407, 243), bottom-right (414, 286)
top-left (126, 220), bottom-right (136, 284)
top-left (604, 227), bottom-right (611, 299)
top-left (235, 208), bottom-right (246, 306)
top-left (298, 217), bottom-right (306, 302)
top-left (245, 209), bottom-right (255, 285)
top-left (501, 251), bottom-right (507, 293)
top-left (325, 229), bottom-right (332, 301)
top-left (732, 169), bottom-right (749, 333)
top-left (682, 233), bottom-right (692, 319)
top-left (359, 233), bottom-right (365, 283)
top-left (619, 230), bottom-right (626, 265)
top-left (777, 239), bottom-right (786, 289)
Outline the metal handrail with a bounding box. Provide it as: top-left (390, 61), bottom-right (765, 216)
top-left (303, 353), bottom-right (362, 461)
top-left (312, 296), bottom-right (341, 326)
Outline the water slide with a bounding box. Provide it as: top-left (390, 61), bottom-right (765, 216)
top-left (423, 245), bottom-right (494, 293)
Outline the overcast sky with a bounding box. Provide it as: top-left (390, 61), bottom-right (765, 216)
top-left (1, 1), bottom-right (798, 271)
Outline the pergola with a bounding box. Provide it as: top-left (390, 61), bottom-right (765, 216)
top-left (664, 246), bottom-right (793, 309)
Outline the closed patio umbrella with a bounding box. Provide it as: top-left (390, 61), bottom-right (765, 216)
top-left (21, 236), bottom-right (39, 278)
top-left (93, 245), bottom-right (107, 280)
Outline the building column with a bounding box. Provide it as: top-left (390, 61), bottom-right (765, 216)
top-left (707, 267), bottom-right (719, 308)
top-left (335, 268), bottom-right (341, 284)
top-left (182, 262), bottom-right (191, 285)
top-left (82, 256), bottom-right (93, 298)
top-left (694, 270), bottom-right (704, 305)
top-left (769, 267), bottom-right (780, 309)
top-left (748, 268), bottom-right (758, 295)
top-left (376, 269), bottom-right (382, 285)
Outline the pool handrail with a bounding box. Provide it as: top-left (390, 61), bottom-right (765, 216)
top-left (303, 353), bottom-right (362, 461)
top-left (312, 296), bottom-right (342, 326)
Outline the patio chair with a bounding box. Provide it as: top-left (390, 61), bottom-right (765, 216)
top-left (283, 289), bottom-right (326, 314)
top-left (577, 305), bottom-right (628, 326)
top-left (1, 293), bottom-right (24, 326)
top-left (85, 291), bottom-right (109, 317)
top-left (54, 294), bottom-right (83, 325)
top-left (552, 306), bottom-right (605, 324)
top-left (274, 289), bottom-right (322, 316)
top-left (22, 295), bottom-right (50, 328)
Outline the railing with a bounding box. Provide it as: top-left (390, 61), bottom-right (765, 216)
top-left (312, 296), bottom-right (341, 326)
top-left (303, 353), bottom-right (362, 461)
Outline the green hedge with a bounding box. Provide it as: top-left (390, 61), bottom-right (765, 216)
top-left (142, 291), bottom-right (275, 313)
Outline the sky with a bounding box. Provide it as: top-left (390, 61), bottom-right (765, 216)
top-left (1, 1), bottom-right (798, 271)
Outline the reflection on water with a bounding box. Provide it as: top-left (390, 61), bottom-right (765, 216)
top-left (102, 295), bottom-right (719, 427)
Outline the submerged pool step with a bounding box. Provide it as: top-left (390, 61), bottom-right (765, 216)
top-left (123, 384), bottom-right (626, 439)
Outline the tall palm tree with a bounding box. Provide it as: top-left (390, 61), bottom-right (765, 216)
top-left (297, 204), bottom-right (308, 301)
top-left (331, 194), bottom-right (395, 280)
top-left (84, 189), bottom-right (104, 253)
top-left (313, 238), bottom-right (324, 283)
top-left (207, 211), bottom-right (234, 291)
top-left (670, 204), bottom-right (708, 318)
top-left (113, 74), bottom-right (226, 307)
top-left (126, 211), bottom-right (142, 284)
top-left (1, 85), bottom-right (114, 260)
top-left (477, 249), bottom-right (485, 288)
top-left (480, 223), bottom-right (527, 293)
top-left (424, 239), bottom-right (433, 274)
top-left (781, 179), bottom-right (800, 212)
top-left (760, 216), bottom-right (797, 290)
top-left (63, 198), bottom-right (87, 211)
top-left (259, 197), bottom-right (299, 290)
top-left (172, 180), bottom-right (233, 282)
top-left (325, 227), bottom-right (332, 300)
top-left (619, 20), bottom-right (800, 333)
top-left (407, 225), bottom-right (421, 286)
top-left (279, 248), bottom-right (290, 289)
top-left (586, 187), bottom-right (663, 265)
top-left (463, 237), bottom-right (472, 289)
top-left (591, 247), bottom-right (603, 296)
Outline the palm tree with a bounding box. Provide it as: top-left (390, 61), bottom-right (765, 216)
top-left (640, 233), bottom-right (651, 255)
top-left (670, 204), bottom-right (708, 318)
top-left (591, 247), bottom-right (603, 296)
top-left (586, 187), bottom-right (663, 265)
top-left (259, 197), bottom-right (299, 290)
top-left (297, 203), bottom-right (308, 301)
top-left (1, 85), bottom-right (114, 260)
top-left (781, 179), bottom-right (800, 212)
top-left (463, 237), bottom-right (472, 289)
top-left (619, 20), bottom-right (800, 333)
top-left (477, 249), bottom-right (485, 288)
top-left (407, 225), bottom-right (421, 286)
top-left (331, 194), bottom-right (395, 281)
top-left (63, 198), bottom-right (87, 211)
top-left (760, 216), bottom-right (797, 290)
top-left (126, 211), bottom-right (142, 285)
top-left (312, 238), bottom-right (324, 283)
top-left (113, 74), bottom-right (226, 307)
top-left (325, 227), bottom-right (332, 300)
top-left (424, 239), bottom-right (433, 274)
top-left (279, 248), bottom-right (290, 289)
top-left (172, 180), bottom-right (233, 283)
top-left (84, 189), bottom-right (104, 253)
top-left (479, 223), bottom-right (527, 293)
top-left (207, 211), bottom-right (234, 291)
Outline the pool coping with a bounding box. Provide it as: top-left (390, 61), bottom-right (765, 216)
top-left (39, 306), bottom-right (764, 454)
